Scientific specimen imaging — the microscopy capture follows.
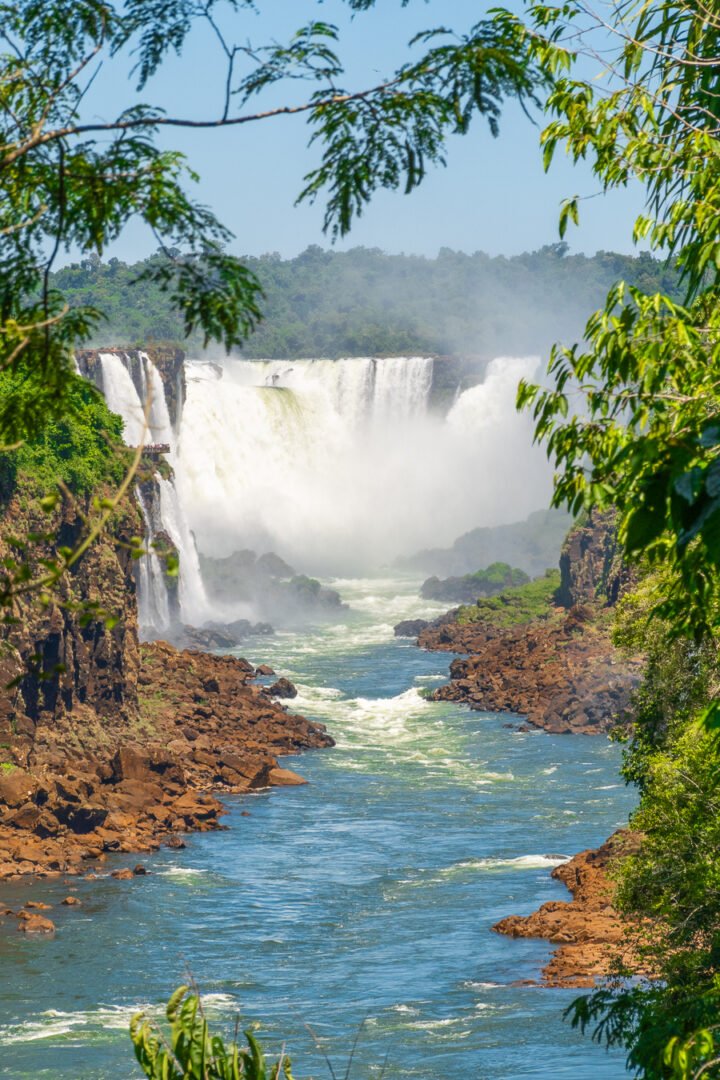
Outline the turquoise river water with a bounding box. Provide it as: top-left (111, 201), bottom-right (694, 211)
top-left (0, 576), bottom-right (635, 1079)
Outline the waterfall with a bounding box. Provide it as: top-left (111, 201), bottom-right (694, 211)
top-left (94, 351), bottom-right (210, 634)
top-left (134, 485), bottom-right (171, 634)
top-left (176, 354), bottom-right (553, 575)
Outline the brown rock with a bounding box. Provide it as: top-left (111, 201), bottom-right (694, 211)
top-left (111, 868), bottom-right (134, 880)
top-left (18, 913), bottom-right (55, 933)
top-left (268, 767), bottom-right (308, 786)
top-left (493, 831), bottom-right (650, 987)
top-left (25, 900), bottom-right (52, 910)
top-left (112, 747), bottom-right (149, 783)
top-left (0, 770), bottom-right (38, 809)
top-left (61, 896), bottom-right (81, 905)
top-left (267, 678), bottom-right (298, 699)
top-left (10, 805), bottom-right (40, 830)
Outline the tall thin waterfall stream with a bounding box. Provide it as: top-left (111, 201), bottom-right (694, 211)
top-left (0, 356), bottom-right (635, 1077)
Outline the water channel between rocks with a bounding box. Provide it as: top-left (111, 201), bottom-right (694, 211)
top-left (0, 576), bottom-right (635, 1079)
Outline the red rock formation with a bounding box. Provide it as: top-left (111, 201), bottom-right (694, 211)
top-left (417, 512), bottom-right (641, 734)
top-left (0, 641), bottom-right (332, 880)
top-left (0, 487), bottom-right (333, 884)
top-left (421, 610), bottom-right (640, 734)
top-left (492, 831), bottom-right (651, 987)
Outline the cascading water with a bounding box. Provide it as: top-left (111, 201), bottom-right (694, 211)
top-left (134, 486), bottom-right (171, 635)
top-left (94, 351), bottom-right (210, 635)
top-left (176, 355), bottom-right (553, 574)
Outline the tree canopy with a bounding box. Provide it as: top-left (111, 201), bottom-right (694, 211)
top-left (0, 0), bottom-right (563, 444)
top-left (515, 0), bottom-right (720, 1075)
top-left (50, 244), bottom-right (683, 359)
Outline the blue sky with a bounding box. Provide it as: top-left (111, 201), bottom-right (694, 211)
top-left (81, 1), bottom-right (643, 264)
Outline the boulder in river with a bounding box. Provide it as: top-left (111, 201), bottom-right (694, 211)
top-left (393, 618), bottom-right (429, 637)
top-left (267, 678), bottom-right (298, 699)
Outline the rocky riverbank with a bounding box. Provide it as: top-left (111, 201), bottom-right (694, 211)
top-left (420, 607), bottom-right (640, 734)
top-left (0, 482), bottom-right (332, 891)
top-left (493, 831), bottom-right (650, 987)
top-left (0, 640), bottom-right (332, 883)
top-left (410, 511), bottom-right (641, 734)
top-left (0, 639), bottom-right (332, 934)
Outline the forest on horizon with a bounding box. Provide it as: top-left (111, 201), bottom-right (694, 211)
top-left (53, 244), bottom-right (682, 359)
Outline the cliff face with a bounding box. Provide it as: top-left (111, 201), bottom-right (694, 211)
top-left (75, 345), bottom-right (186, 428)
top-left (0, 484), bottom-right (332, 883)
top-left (0, 489), bottom-right (142, 762)
top-left (555, 508), bottom-right (635, 608)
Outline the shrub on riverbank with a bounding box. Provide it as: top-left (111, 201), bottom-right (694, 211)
top-left (455, 568), bottom-right (562, 628)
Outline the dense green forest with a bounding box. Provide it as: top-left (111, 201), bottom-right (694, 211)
top-left (52, 245), bottom-right (682, 358)
top-left (0, 372), bottom-right (127, 496)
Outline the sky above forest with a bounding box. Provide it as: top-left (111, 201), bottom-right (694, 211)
top-left (81, 0), bottom-right (643, 264)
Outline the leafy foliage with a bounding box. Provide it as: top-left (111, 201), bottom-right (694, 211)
top-left (513, 0), bottom-right (720, 1072)
top-left (0, 369), bottom-right (128, 496)
top-left (131, 985), bottom-right (292, 1080)
top-left (517, 0), bottom-right (720, 640)
top-left (0, 0), bottom-right (563, 446)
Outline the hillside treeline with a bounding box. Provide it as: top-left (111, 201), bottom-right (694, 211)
top-left (53, 244), bottom-right (682, 358)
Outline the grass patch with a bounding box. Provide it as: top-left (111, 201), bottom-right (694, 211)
top-left (0, 762), bottom-right (15, 774)
top-left (455, 569), bottom-right (562, 628)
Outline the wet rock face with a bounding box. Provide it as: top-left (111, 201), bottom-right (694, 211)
top-left (555, 509), bottom-right (635, 609)
top-left (267, 677), bottom-right (298, 699)
top-left (393, 618), bottom-right (430, 638)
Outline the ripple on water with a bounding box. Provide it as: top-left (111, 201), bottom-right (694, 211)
top-left (0, 574), bottom-right (637, 1080)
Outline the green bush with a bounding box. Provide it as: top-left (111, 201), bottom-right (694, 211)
top-left (456, 568), bottom-right (562, 628)
top-left (0, 370), bottom-right (128, 496)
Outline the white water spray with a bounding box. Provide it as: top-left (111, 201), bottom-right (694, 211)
top-left (95, 351), bottom-right (210, 632)
top-left (176, 355), bottom-right (552, 574)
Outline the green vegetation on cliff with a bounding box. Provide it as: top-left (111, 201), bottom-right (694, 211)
top-left (0, 372), bottom-right (127, 496)
top-left (455, 568), bottom-right (561, 628)
top-left (52, 246), bottom-right (682, 359)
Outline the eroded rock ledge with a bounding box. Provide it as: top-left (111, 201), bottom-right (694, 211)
top-left (419, 608), bottom-right (641, 734)
top-left (492, 831), bottom-right (650, 987)
top-left (0, 641), bottom-right (333, 880)
top-left (413, 510), bottom-right (641, 734)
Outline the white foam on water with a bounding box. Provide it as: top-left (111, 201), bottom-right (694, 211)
top-left (459, 854), bottom-right (570, 870)
top-left (0, 1005), bottom-right (136, 1045)
top-left (159, 866), bottom-right (210, 877)
top-left (0, 991), bottom-right (241, 1047)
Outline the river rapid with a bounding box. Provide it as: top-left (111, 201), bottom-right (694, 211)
top-left (0, 576), bottom-right (634, 1079)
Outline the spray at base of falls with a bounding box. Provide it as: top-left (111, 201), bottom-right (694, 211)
top-left (88, 351), bottom-right (210, 637)
top-left (176, 355), bottom-right (553, 576)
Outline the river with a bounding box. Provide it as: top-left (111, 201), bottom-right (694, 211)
top-left (0, 575), bottom-right (634, 1079)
